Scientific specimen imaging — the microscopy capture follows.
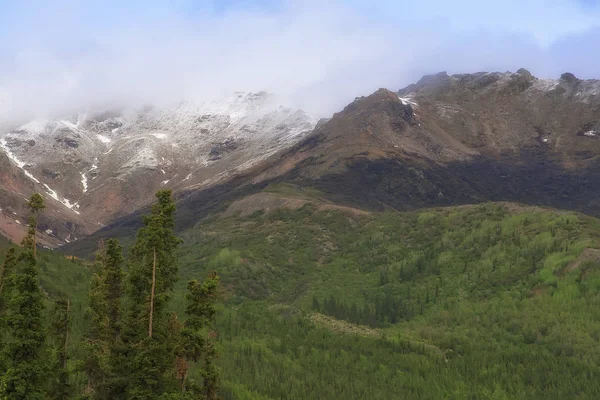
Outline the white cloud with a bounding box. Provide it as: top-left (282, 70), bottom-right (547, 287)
top-left (0, 0), bottom-right (599, 122)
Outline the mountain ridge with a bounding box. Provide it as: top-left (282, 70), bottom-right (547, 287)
top-left (0, 92), bottom-right (316, 245)
top-left (3, 69), bottom-right (600, 250)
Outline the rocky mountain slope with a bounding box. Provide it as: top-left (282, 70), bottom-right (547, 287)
top-left (0, 92), bottom-right (316, 245)
top-left (63, 69), bottom-right (600, 254)
top-left (245, 69), bottom-right (600, 212)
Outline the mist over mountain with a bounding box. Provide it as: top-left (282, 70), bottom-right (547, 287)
top-left (2, 0), bottom-right (600, 122)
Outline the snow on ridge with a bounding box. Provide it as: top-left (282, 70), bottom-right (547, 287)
top-left (97, 134), bottom-right (111, 143)
top-left (42, 183), bottom-right (80, 214)
top-left (532, 79), bottom-right (560, 92)
top-left (398, 96), bottom-right (418, 107)
top-left (60, 120), bottom-right (79, 131)
top-left (0, 138), bottom-right (40, 183)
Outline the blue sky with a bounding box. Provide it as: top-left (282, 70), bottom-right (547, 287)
top-left (1, 0), bottom-right (600, 119)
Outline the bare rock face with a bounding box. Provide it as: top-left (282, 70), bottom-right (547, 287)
top-left (245, 70), bottom-right (600, 217)
top-left (0, 92), bottom-right (316, 245)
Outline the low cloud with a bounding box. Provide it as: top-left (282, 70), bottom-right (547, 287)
top-left (1, 0), bottom-right (599, 122)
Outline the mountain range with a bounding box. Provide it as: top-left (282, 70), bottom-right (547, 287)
top-left (1, 69), bottom-right (600, 250)
top-left (3, 69), bottom-right (600, 399)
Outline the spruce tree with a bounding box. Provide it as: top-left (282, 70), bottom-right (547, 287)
top-left (49, 298), bottom-right (71, 400)
top-left (179, 272), bottom-right (220, 398)
top-left (124, 190), bottom-right (182, 399)
top-left (83, 238), bottom-right (125, 399)
top-left (2, 251), bottom-right (47, 400)
top-left (21, 193), bottom-right (45, 258)
top-left (83, 271), bottom-right (109, 398)
top-left (0, 247), bottom-right (17, 372)
top-left (2, 194), bottom-right (48, 399)
top-left (0, 248), bottom-right (16, 296)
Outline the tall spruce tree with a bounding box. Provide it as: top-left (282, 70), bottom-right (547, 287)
top-left (2, 252), bottom-right (47, 400)
top-left (20, 193), bottom-right (45, 258)
top-left (0, 248), bottom-right (16, 297)
top-left (0, 247), bottom-right (17, 372)
top-left (179, 272), bottom-right (220, 398)
top-left (83, 238), bottom-right (125, 399)
top-left (124, 190), bottom-right (182, 399)
top-left (49, 298), bottom-right (71, 400)
top-left (2, 193), bottom-right (48, 399)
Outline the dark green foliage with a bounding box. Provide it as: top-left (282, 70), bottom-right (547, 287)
top-left (173, 203), bottom-right (600, 399)
top-left (124, 190), bottom-right (183, 398)
top-left (126, 189), bottom-right (181, 339)
top-left (82, 238), bottom-right (125, 399)
top-left (22, 193), bottom-right (45, 257)
top-left (180, 272), bottom-right (220, 397)
top-left (2, 251), bottom-right (47, 400)
top-left (7, 197), bottom-right (600, 398)
top-left (0, 247), bottom-right (16, 302)
top-left (82, 267), bottom-right (109, 398)
top-left (27, 193), bottom-right (45, 214)
top-left (49, 298), bottom-right (72, 400)
top-left (312, 294), bottom-right (408, 327)
top-left (0, 247), bottom-right (16, 371)
top-left (103, 239), bottom-right (124, 343)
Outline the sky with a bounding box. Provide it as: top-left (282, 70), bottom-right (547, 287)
top-left (1, 0), bottom-right (600, 121)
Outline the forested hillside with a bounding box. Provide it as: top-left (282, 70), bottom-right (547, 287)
top-left (175, 201), bottom-right (600, 399)
top-left (2, 193), bottom-right (600, 399)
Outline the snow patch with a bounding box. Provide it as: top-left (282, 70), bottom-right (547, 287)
top-left (42, 184), bottom-right (80, 214)
top-left (152, 133), bottom-right (167, 139)
top-left (122, 147), bottom-right (159, 170)
top-left (183, 173), bottom-right (192, 181)
top-left (161, 180), bottom-right (170, 185)
top-left (112, 127), bottom-right (120, 133)
top-left (81, 172), bottom-right (88, 193)
top-left (0, 138), bottom-right (40, 183)
top-left (45, 229), bottom-right (53, 235)
top-left (398, 96), bottom-right (418, 107)
top-left (584, 130), bottom-right (597, 137)
top-left (97, 134), bottom-right (111, 143)
top-left (15, 220), bottom-right (20, 225)
top-left (532, 79), bottom-right (560, 92)
top-left (542, 138), bottom-right (549, 143)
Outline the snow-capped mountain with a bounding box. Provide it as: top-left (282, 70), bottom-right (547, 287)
top-left (0, 92), bottom-right (317, 245)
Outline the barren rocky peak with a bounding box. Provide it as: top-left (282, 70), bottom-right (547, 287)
top-left (241, 70), bottom-right (600, 224)
top-left (300, 69), bottom-right (600, 165)
top-left (397, 70), bottom-right (600, 160)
